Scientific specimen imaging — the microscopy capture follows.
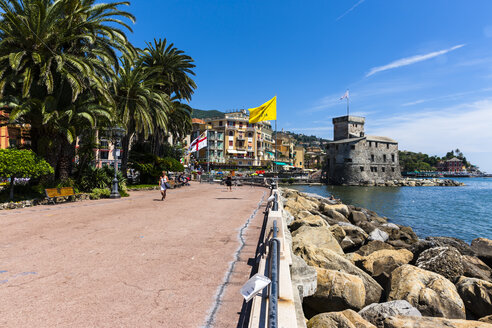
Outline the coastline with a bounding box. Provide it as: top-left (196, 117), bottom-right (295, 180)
top-left (281, 187), bottom-right (492, 326)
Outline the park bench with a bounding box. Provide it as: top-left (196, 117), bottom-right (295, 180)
top-left (45, 187), bottom-right (75, 205)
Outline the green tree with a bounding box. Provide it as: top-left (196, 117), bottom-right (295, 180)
top-left (112, 57), bottom-right (171, 176)
top-left (0, 0), bottom-right (135, 179)
top-left (0, 149), bottom-right (54, 200)
top-left (141, 39), bottom-right (196, 151)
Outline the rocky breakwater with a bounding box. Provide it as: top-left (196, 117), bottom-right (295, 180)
top-left (362, 178), bottom-right (464, 187)
top-left (282, 188), bottom-right (492, 328)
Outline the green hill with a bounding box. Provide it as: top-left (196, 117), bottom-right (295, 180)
top-left (192, 109), bottom-right (225, 119)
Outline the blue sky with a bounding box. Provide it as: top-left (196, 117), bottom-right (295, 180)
top-left (126, 0), bottom-right (492, 172)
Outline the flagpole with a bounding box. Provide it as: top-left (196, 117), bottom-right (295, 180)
top-left (275, 119), bottom-right (277, 175)
top-left (206, 129), bottom-right (210, 175)
top-left (347, 89), bottom-right (349, 116)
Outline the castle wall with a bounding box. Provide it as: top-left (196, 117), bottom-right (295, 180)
top-left (325, 139), bottom-right (401, 185)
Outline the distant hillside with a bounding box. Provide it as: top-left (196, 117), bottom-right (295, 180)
top-left (277, 131), bottom-right (330, 147)
top-left (192, 109), bottom-right (225, 119)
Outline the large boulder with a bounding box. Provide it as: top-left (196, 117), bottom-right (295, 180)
top-left (357, 241), bottom-right (395, 256)
top-left (479, 315), bottom-right (492, 324)
top-left (289, 214), bottom-right (328, 232)
top-left (295, 246), bottom-right (383, 305)
top-left (307, 310), bottom-right (376, 328)
top-left (322, 203), bottom-right (350, 218)
top-left (383, 315), bottom-right (492, 328)
top-left (409, 239), bottom-right (438, 263)
top-left (329, 224), bottom-right (347, 244)
top-left (304, 268), bottom-right (366, 313)
top-left (358, 300), bottom-right (421, 328)
top-left (290, 254), bottom-right (317, 301)
top-left (284, 198), bottom-right (305, 216)
top-left (338, 224), bottom-right (369, 251)
top-left (416, 246), bottom-right (464, 282)
top-left (349, 211), bottom-right (368, 225)
top-left (296, 195), bottom-right (320, 212)
top-left (322, 205), bottom-right (351, 224)
top-left (462, 255), bottom-right (492, 281)
top-left (361, 249), bottom-right (413, 276)
top-left (426, 236), bottom-right (475, 256)
top-left (472, 238), bottom-right (492, 267)
top-left (388, 264), bottom-right (466, 319)
top-left (456, 276), bottom-right (492, 319)
top-left (368, 229), bottom-right (389, 242)
top-left (292, 225), bottom-right (344, 255)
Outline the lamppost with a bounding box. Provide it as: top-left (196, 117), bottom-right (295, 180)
top-left (110, 127), bottom-right (125, 199)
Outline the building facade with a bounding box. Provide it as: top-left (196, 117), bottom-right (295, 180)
top-left (190, 110), bottom-right (274, 168)
top-left (0, 109), bottom-right (31, 149)
top-left (324, 115), bottom-right (401, 185)
top-left (436, 157), bottom-right (464, 172)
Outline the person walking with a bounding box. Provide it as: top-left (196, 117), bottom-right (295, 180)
top-left (225, 175), bottom-right (233, 192)
top-left (159, 171), bottom-right (169, 201)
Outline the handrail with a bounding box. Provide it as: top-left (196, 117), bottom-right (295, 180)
top-left (268, 220), bottom-right (280, 328)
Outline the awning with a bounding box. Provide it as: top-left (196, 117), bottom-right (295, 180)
top-left (227, 149), bottom-right (247, 154)
top-left (266, 151), bottom-right (275, 156)
top-left (273, 161), bottom-right (287, 166)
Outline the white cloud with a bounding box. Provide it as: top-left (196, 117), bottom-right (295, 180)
top-left (308, 80), bottom-right (427, 113)
top-left (366, 44), bottom-right (466, 77)
top-left (400, 87), bottom-right (492, 107)
top-left (368, 99), bottom-right (492, 172)
top-left (336, 0), bottom-right (365, 22)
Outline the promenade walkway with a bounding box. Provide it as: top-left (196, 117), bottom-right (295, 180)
top-left (0, 183), bottom-right (267, 327)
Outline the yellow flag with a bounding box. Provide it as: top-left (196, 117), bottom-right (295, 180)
top-left (248, 96), bottom-right (276, 123)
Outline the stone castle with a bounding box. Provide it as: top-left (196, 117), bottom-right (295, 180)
top-left (324, 115), bottom-right (401, 185)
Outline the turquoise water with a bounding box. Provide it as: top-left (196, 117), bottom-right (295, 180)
top-left (290, 178), bottom-right (492, 243)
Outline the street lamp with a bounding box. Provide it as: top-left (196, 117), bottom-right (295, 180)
top-left (110, 126), bottom-right (125, 199)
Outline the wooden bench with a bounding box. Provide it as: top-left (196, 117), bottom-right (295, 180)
top-left (45, 187), bottom-right (76, 205)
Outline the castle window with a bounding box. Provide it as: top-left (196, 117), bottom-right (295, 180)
top-left (387, 143), bottom-right (389, 149)
top-left (344, 158), bottom-right (352, 163)
top-left (382, 167), bottom-right (385, 172)
top-left (360, 166), bottom-right (364, 172)
top-left (370, 166), bottom-right (378, 172)
top-left (392, 167), bottom-right (395, 172)
top-left (392, 154), bottom-right (395, 162)
top-left (383, 154), bottom-right (387, 162)
top-left (369, 141), bottom-right (372, 147)
top-left (336, 145), bottom-right (339, 150)
top-left (371, 154), bottom-right (374, 162)
top-left (351, 145), bottom-right (355, 150)
top-left (375, 142), bottom-right (378, 147)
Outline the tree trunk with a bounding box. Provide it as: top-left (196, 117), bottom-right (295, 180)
top-left (121, 133), bottom-right (132, 178)
top-left (56, 137), bottom-right (75, 181)
top-left (9, 177), bottom-right (14, 201)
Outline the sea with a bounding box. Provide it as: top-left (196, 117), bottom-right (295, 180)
top-left (290, 177), bottom-right (492, 243)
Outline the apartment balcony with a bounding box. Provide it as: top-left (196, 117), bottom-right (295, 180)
top-left (236, 135), bottom-right (245, 140)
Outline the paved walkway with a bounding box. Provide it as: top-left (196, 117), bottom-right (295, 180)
top-left (0, 183), bottom-right (267, 327)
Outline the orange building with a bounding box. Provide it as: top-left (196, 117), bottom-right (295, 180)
top-left (0, 109), bottom-right (31, 149)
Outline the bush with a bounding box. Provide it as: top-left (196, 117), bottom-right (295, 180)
top-left (90, 188), bottom-right (110, 200)
top-left (0, 149), bottom-right (54, 200)
top-left (129, 155), bottom-right (184, 184)
top-left (75, 166), bottom-right (126, 192)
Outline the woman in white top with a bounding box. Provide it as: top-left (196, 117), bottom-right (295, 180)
top-left (159, 171), bottom-right (168, 201)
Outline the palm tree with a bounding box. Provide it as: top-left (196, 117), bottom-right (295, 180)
top-left (112, 57), bottom-right (171, 176)
top-left (141, 39), bottom-right (196, 151)
top-left (141, 38), bottom-right (197, 101)
top-left (0, 0), bottom-right (135, 179)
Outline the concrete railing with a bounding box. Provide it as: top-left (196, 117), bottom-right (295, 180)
top-left (248, 188), bottom-right (300, 328)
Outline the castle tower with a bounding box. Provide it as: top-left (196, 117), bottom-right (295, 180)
top-left (333, 115), bottom-right (365, 141)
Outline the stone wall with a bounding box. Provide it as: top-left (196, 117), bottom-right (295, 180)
top-left (325, 139), bottom-right (401, 185)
